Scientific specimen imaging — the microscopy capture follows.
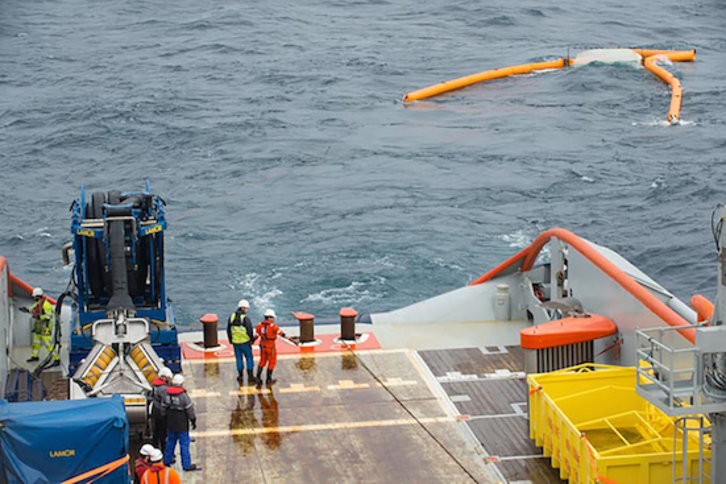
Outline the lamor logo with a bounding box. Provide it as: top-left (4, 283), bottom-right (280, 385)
top-left (49, 449), bottom-right (75, 458)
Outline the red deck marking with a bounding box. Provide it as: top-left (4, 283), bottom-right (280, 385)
top-left (181, 332), bottom-right (381, 360)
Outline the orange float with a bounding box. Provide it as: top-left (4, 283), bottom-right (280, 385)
top-left (403, 49), bottom-right (696, 124)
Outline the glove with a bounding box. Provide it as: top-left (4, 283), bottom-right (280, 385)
top-left (191, 418), bottom-right (197, 430)
top-left (19, 307), bottom-right (29, 314)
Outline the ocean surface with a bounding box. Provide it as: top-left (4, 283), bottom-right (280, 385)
top-left (1, 0), bottom-right (725, 329)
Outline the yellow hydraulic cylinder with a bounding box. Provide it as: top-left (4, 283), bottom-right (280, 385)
top-left (403, 58), bottom-right (571, 102)
top-left (130, 345), bottom-right (158, 383)
top-left (643, 50), bottom-right (696, 123)
top-left (82, 346), bottom-right (116, 387)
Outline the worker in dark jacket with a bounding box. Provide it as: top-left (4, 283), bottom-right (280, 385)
top-left (227, 299), bottom-right (257, 384)
top-left (151, 367), bottom-right (172, 452)
top-left (162, 374), bottom-right (201, 472)
top-left (133, 444), bottom-right (155, 484)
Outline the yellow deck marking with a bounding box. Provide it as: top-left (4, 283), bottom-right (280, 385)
top-left (279, 383), bottom-right (320, 394)
top-left (184, 348), bottom-right (408, 365)
top-left (192, 415), bottom-right (456, 438)
top-left (328, 379), bottom-right (370, 390)
top-left (376, 378), bottom-right (418, 388)
top-left (190, 389), bottom-right (221, 398)
top-left (229, 387), bottom-right (271, 396)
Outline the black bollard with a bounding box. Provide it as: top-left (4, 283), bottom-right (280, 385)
top-left (339, 308), bottom-right (358, 341)
top-left (294, 312), bottom-right (315, 343)
top-left (200, 313), bottom-right (219, 348)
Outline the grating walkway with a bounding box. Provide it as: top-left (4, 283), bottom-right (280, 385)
top-left (419, 347), bottom-right (564, 484)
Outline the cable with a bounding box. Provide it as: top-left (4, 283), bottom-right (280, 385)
top-left (340, 342), bottom-right (480, 483)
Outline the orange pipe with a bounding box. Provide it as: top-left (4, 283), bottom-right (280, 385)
top-left (469, 228), bottom-right (695, 343)
top-left (634, 49), bottom-right (696, 59)
top-left (403, 58), bottom-right (571, 102)
top-left (643, 50), bottom-right (696, 123)
top-left (690, 294), bottom-right (714, 323)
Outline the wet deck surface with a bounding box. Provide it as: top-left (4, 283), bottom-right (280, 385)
top-left (177, 349), bottom-right (500, 483)
top-left (419, 347), bottom-right (563, 484)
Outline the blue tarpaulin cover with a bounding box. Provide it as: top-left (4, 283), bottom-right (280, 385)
top-left (0, 395), bottom-right (130, 484)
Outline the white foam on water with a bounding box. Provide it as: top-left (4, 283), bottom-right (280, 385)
top-left (302, 278), bottom-right (385, 305)
top-left (581, 176), bottom-right (595, 183)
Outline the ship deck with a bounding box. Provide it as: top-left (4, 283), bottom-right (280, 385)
top-left (173, 337), bottom-right (563, 483)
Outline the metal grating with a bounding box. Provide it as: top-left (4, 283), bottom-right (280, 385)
top-left (536, 341), bottom-right (593, 373)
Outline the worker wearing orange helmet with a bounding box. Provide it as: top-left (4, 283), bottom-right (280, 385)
top-left (255, 309), bottom-right (285, 384)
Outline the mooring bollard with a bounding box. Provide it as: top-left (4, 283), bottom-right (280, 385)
top-left (339, 307), bottom-right (358, 341)
top-left (200, 313), bottom-right (219, 348)
top-left (293, 312), bottom-right (315, 343)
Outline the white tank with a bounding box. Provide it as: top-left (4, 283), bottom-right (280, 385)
top-left (494, 284), bottom-right (511, 321)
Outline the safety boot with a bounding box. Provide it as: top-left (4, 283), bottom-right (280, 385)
top-left (247, 369), bottom-right (257, 384)
top-left (266, 369), bottom-right (277, 385)
top-left (27, 356), bottom-right (39, 363)
top-left (237, 370), bottom-right (244, 383)
top-left (255, 366), bottom-right (264, 386)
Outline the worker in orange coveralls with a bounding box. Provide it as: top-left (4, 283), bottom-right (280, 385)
top-left (255, 309), bottom-right (285, 385)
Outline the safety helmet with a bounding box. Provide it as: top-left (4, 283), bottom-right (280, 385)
top-left (264, 309), bottom-right (276, 318)
top-left (32, 287), bottom-right (43, 298)
top-left (139, 444), bottom-right (155, 457)
top-left (172, 374), bottom-right (185, 386)
top-left (150, 448), bottom-right (164, 463)
top-left (238, 299), bottom-right (250, 309)
top-left (159, 367), bottom-right (173, 379)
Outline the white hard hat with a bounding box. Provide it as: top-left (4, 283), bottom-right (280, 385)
top-left (172, 374), bottom-right (185, 386)
top-left (159, 367), bottom-right (173, 379)
top-left (32, 287), bottom-right (43, 298)
top-left (264, 309), bottom-right (276, 318)
top-left (238, 299), bottom-right (250, 309)
top-left (139, 444), bottom-right (155, 457)
top-left (150, 448), bottom-right (164, 463)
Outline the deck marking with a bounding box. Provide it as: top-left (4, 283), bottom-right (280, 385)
top-left (466, 412), bottom-right (521, 421)
top-left (438, 371), bottom-right (525, 383)
top-left (497, 455), bottom-right (549, 461)
top-left (279, 383), bottom-right (320, 394)
top-left (479, 346), bottom-right (508, 355)
top-left (510, 402), bottom-right (528, 418)
top-left (375, 377), bottom-right (418, 388)
top-left (328, 379), bottom-right (370, 390)
top-left (439, 372), bottom-right (478, 382)
top-left (192, 415), bottom-right (457, 438)
top-left (184, 348), bottom-right (408, 365)
top-left (189, 389), bottom-right (221, 398)
top-left (229, 387), bottom-right (271, 396)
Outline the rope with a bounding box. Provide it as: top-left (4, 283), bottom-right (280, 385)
top-left (340, 341), bottom-right (481, 483)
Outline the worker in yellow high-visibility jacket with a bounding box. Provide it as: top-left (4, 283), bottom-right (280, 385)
top-left (23, 287), bottom-right (60, 366)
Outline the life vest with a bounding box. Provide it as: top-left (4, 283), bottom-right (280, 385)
top-left (257, 320), bottom-right (280, 347)
top-left (229, 312), bottom-right (251, 344)
top-left (31, 298), bottom-right (54, 335)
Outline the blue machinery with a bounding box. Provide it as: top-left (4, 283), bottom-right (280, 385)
top-left (68, 182), bottom-right (181, 384)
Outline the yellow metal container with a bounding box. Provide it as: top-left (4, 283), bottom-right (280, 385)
top-left (527, 364), bottom-right (710, 484)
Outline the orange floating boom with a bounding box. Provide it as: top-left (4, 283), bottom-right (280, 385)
top-left (643, 49), bottom-right (696, 124)
top-left (403, 58), bottom-right (571, 102)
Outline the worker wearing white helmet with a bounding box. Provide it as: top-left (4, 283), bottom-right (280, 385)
top-left (21, 287), bottom-right (59, 366)
top-left (255, 309), bottom-right (286, 385)
top-left (134, 443), bottom-right (156, 482)
top-left (162, 373), bottom-right (200, 472)
top-left (227, 298), bottom-right (257, 384)
top-left (143, 448), bottom-right (181, 484)
top-left (150, 367), bottom-right (173, 454)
